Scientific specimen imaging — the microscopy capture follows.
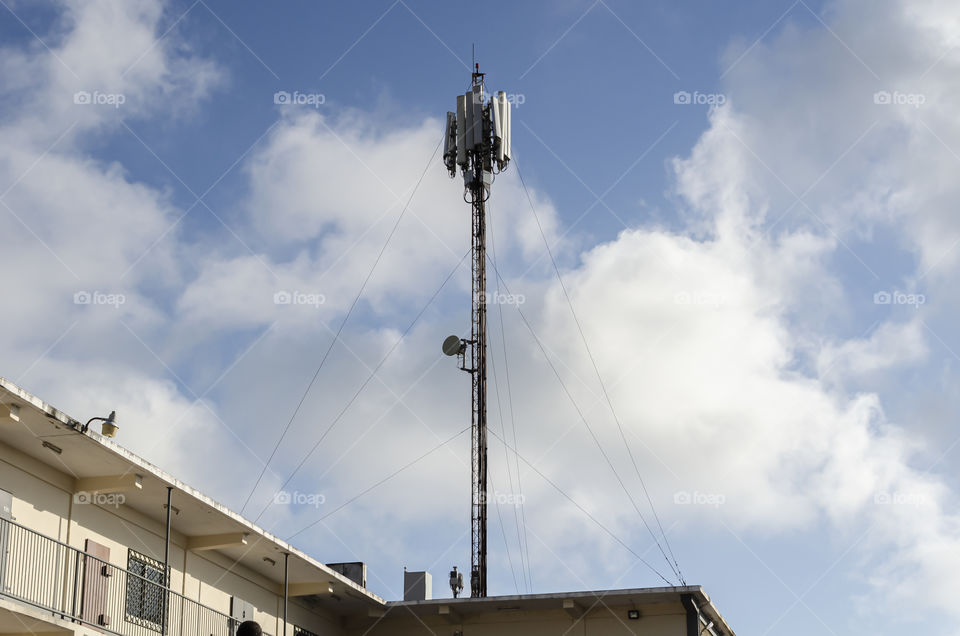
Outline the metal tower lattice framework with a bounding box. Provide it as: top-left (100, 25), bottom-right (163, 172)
top-left (442, 65), bottom-right (511, 598)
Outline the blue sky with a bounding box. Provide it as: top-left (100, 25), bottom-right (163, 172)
top-left (2, 0), bottom-right (826, 241)
top-left (2, 1), bottom-right (959, 635)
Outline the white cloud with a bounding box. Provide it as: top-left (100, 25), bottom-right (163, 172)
top-left (0, 0), bottom-right (223, 479)
top-left (818, 319), bottom-right (928, 381)
top-left (716, 0), bottom-right (960, 275)
top-left (655, 0), bottom-right (960, 615)
top-left (175, 108), bottom-right (567, 334)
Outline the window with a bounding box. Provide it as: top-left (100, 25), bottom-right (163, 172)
top-left (125, 549), bottom-right (167, 631)
top-left (294, 627), bottom-right (318, 636)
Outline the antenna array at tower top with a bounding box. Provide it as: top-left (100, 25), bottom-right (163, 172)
top-left (443, 72), bottom-right (511, 187)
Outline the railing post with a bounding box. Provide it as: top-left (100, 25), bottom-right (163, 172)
top-left (70, 548), bottom-right (80, 621)
top-left (162, 486), bottom-right (173, 636)
top-left (283, 552), bottom-right (289, 636)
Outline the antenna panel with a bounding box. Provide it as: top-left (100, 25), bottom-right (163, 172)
top-left (501, 93), bottom-right (511, 162)
top-left (463, 91), bottom-right (475, 151)
top-left (493, 93), bottom-right (505, 164)
top-left (444, 111), bottom-right (457, 173)
top-left (456, 95), bottom-right (468, 166)
top-left (472, 85), bottom-right (484, 149)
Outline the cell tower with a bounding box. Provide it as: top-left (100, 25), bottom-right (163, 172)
top-left (441, 64), bottom-right (511, 598)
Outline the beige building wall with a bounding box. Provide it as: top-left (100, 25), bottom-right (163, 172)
top-left (0, 443), bottom-right (72, 541)
top-left (0, 439), bottom-right (345, 636)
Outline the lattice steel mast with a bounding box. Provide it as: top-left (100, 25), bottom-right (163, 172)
top-left (442, 64), bottom-right (512, 598)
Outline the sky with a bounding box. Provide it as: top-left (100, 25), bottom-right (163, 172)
top-left (1, 0), bottom-right (959, 634)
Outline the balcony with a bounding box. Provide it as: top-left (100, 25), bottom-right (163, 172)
top-left (0, 516), bottom-right (250, 635)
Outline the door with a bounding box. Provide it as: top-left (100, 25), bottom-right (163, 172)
top-left (81, 539), bottom-right (111, 628)
top-left (230, 596), bottom-right (254, 635)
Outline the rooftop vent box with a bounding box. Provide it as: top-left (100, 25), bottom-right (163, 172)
top-left (403, 570), bottom-right (432, 601)
top-left (327, 562), bottom-right (367, 588)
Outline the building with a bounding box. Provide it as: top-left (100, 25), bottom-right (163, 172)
top-left (0, 377), bottom-right (736, 635)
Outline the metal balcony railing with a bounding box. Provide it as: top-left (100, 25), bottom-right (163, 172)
top-left (0, 516), bottom-right (244, 635)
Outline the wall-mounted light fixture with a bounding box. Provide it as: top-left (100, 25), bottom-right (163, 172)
top-left (82, 410), bottom-right (118, 438)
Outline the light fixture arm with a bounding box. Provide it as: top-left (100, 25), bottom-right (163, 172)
top-left (81, 411), bottom-right (116, 433)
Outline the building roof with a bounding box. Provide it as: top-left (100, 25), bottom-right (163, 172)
top-left (388, 586), bottom-right (735, 634)
top-left (0, 376), bottom-right (385, 614)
